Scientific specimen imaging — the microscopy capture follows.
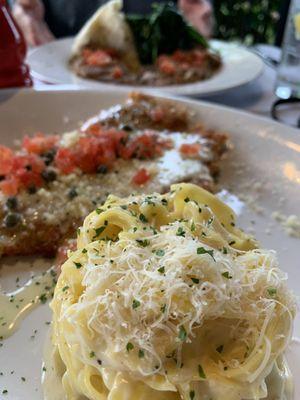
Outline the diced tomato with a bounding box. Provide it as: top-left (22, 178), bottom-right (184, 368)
top-left (157, 56), bottom-right (176, 75)
top-left (112, 66), bottom-right (123, 79)
top-left (180, 143), bottom-right (201, 157)
top-left (22, 132), bottom-right (58, 154)
top-left (13, 154), bottom-right (44, 190)
top-left (0, 145), bottom-right (14, 175)
top-left (132, 168), bottom-right (151, 185)
top-left (150, 106), bottom-right (165, 123)
top-left (82, 49), bottom-right (113, 67)
top-left (54, 147), bottom-right (77, 174)
top-left (0, 177), bottom-right (19, 196)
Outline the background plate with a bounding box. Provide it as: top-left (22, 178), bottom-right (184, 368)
top-left (27, 38), bottom-right (264, 96)
top-left (0, 89), bottom-right (299, 400)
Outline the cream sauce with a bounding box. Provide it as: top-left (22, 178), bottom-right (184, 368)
top-left (42, 334), bottom-right (293, 400)
top-left (0, 268), bottom-right (57, 339)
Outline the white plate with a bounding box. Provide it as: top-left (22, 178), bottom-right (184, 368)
top-left (0, 89), bottom-right (299, 400)
top-left (27, 38), bottom-right (264, 96)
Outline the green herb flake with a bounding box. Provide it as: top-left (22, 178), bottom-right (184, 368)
top-left (93, 226), bottom-right (106, 238)
top-left (95, 208), bottom-right (103, 214)
top-left (39, 294), bottom-right (47, 304)
top-left (222, 247), bottom-right (228, 254)
top-left (2, 390), bottom-right (8, 394)
top-left (157, 266), bottom-right (165, 274)
top-left (197, 247), bottom-right (215, 260)
top-left (198, 364), bottom-right (206, 379)
top-left (138, 349), bottom-right (145, 358)
top-left (82, 248), bottom-right (87, 254)
top-left (126, 342), bottom-right (134, 352)
top-left (190, 390), bottom-right (195, 400)
top-left (161, 304), bottom-right (166, 313)
top-left (216, 345), bottom-right (224, 353)
top-left (156, 249), bottom-right (165, 257)
top-left (191, 277), bottom-right (199, 284)
top-left (139, 213), bottom-right (148, 223)
top-left (90, 351), bottom-right (95, 358)
top-left (178, 325), bottom-right (187, 341)
top-left (267, 287), bottom-right (277, 297)
top-left (191, 221), bottom-right (196, 232)
top-left (229, 240), bottom-right (236, 246)
top-left (62, 286), bottom-right (69, 292)
top-left (132, 299), bottom-right (141, 309)
top-left (176, 227), bottom-right (185, 237)
top-left (184, 197), bottom-right (190, 203)
top-left (21, 377), bottom-right (26, 382)
top-left (222, 272), bottom-right (232, 279)
top-left (136, 239), bottom-right (150, 247)
top-left (74, 262), bottom-right (82, 269)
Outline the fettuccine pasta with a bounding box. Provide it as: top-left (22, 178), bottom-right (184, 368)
top-left (50, 183), bottom-right (296, 400)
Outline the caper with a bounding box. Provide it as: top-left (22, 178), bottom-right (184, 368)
top-left (68, 187), bottom-right (78, 199)
top-left (28, 185), bottom-right (37, 194)
top-left (4, 213), bottom-right (21, 228)
top-left (120, 124), bottom-right (133, 132)
top-left (41, 168), bottom-right (57, 182)
top-left (97, 165), bottom-right (108, 174)
top-left (41, 149), bottom-right (56, 166)
top-left (6, 196), bottom-right (18, 210)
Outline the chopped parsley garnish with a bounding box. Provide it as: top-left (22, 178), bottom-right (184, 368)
top-left (39, 294), bottom-right (47, 304)
top-left (161, 304), bottom-right (166, 313)
top-left (184, 197), bottom-right (190, 203)
top-left (138, 349), bottom-right (145, 358)
top-left (132, 299), bottom-right (141, 309)
top-left (82, 248), bottom-right (87, 254)
top-left (90, 351), bottom-right (95, 358)
top-left (136, 239), bottom-right (150, 247)
top-left (95, 208), bottom-right (103, 214)
top-left (74, 262), bottom-right (82, 269)
top-left (178, 325), bottom-right (187, 341)
top-left (176, 227), bottom-right (185, 237)
top-left (157, 266), bottom-right (165, 274)
top-left (126, 342), bottom-right (134, 352)
top-left (222, 272), bottom-right (232, 279)
top-left (222, 247), bottom-right (228, 254)
top-left (77, 228), bottom-right (81, 236)
top-left (62, 286), bottom-right (69, 292)
top-left (267, 287), bottom-right (277, 297)
top-left (191, 221), bottom-right (196, 232)
top-left (161, 198), bottom-right (168, 205)
top-left (2, 390), bottom-right (8, 394)
top-left (139, 213), bottom-right (148, 223)
top-left (229, 240), bottom-right (236, 246)
top-left (21, 377), bottom-right (26, 382)
top-left (190, 390), bottom-right (195, 400)
top-left (191, 277), bottom-right (199, 284)
top-left (120, 205), bottom-right (128, 210)
top-left (216, 344), bottom-right (224, 353)
top-left (94, 226), bottom-right (106, 238)
top-left (197, 247), bottom-right (215, 260)
top-left (198, 364), bottom-right (206, 379)
top-left (156, 249), bottom-right (165, 257)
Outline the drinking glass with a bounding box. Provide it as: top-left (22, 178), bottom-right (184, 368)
top-left (275, 0), bottom-right (300, 99)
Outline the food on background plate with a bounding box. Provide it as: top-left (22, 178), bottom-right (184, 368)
top-left (69, 0), bottom-right (221, 86)
top-left (0, 93), bottom-right (227, 259)
top-left (47, 183), bottom-right (296, 400)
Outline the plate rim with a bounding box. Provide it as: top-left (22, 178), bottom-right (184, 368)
top-left (27, 37), bottom-right (264, 96)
